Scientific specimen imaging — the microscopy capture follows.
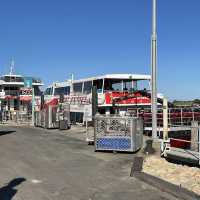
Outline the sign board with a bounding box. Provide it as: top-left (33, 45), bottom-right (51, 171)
top-left (34, 96), bottom-right (41, 111)
top-left (64, 95), bottom-right (92, 122)
top-left (105, 92), bottom-right (151, 105)
top-left (64, 95), bottom-right (91, 105)
top-left (83, 105), bottom-right (92, 121)
top-left (20, 87), bottom-right (33, 96)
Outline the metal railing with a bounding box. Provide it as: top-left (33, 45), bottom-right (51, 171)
top-left (0, 110), bottom-right (32, 124)
top-left (15, 111), bottom-right (32, 124)
top-left (135, 107), bottom-right (200, 128)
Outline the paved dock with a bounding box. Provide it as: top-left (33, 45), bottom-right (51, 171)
top-left (0, 125), bottom-right (182, 200)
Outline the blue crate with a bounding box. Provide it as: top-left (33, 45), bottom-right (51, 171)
top-left (96, 137), bottom-right (131, 150)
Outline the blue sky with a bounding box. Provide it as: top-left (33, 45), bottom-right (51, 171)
top-left (0, 0), bottom-right (200, 100)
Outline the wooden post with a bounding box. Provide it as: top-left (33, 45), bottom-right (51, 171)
top-left (191, 121), bottom-right (198, 151)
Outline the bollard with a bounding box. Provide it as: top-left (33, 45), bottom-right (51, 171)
top-left (143, 139), bottom-right (155, 154)
top-left (130, 157), bottom-right (143, 176)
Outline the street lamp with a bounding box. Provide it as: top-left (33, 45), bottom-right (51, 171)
top-left (151, 0), bottom-right (157, 139)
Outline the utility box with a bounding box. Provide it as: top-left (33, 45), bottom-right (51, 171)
top-left (94, 115), bottom-right (143, 152)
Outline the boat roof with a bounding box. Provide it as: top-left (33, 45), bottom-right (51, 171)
top-left (46, 81), bottom-right (71, 89)
top-left (54, 81), bottom-right (71, 87)
top-left (3, 74), bottom-right (23, 77)
top-left (73, 74), bottom-right (151, 83)
top-left (45, 74), bottom-right (151, 89)
top-left (0, 74), bottom-right (44, 86)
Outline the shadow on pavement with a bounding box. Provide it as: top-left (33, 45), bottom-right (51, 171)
top-left (0, 131), bottom-right (16, 136)
top-left (0, 178), bottom-right (26, 200)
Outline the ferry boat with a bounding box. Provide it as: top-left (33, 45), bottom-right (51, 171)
top-left (44, 73), bottom-right (157, 123)
top-left (0, 73), bottom-right (43, 116)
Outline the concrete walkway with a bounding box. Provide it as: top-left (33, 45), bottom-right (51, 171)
top-left (0, 125), bottom-right (180, 200)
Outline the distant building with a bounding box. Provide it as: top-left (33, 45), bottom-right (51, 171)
top-left (172, 100), bottom-right (194, 107)
top-left (0, 74), bottom-right (43, 113)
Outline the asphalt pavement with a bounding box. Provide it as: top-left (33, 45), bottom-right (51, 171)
top-left (0, 125), bottom-right (181, 200)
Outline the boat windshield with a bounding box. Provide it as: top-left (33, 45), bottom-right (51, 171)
top-left (104, 79), bottom-right (136, 92)
top-left (44, 87), bottom-right (53, 95)
top-left (103, 79), bottom-right (150, 92)
top-left (54, 86), bottom-right (70, 95)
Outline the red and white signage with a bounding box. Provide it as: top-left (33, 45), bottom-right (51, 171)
top-left (19, 87), bottom-right (33, 101)
top-left (105, 92), bottom-right (151, 105)
top-left (20, 87), bottom-right (32, 96)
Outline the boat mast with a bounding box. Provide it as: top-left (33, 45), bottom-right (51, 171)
top-left (9, 57), bottom-right (15, 75)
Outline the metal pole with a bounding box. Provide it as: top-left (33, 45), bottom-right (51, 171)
top-left (32, 87), bottom-right (35, 126)
top-left (163, 97), bottom-right (168, 140)
top-left (151, 0), bottom-right (157, 139)
top-left (180, 108), bottom-right (183, 125)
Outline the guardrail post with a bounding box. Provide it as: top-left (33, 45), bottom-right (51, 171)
top-left (191, 121), bottom-right (198, 151)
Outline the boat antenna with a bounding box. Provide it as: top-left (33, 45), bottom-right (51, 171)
top-left (9, 57), bottom-right (15, 75)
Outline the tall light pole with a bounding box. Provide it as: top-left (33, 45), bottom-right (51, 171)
top-left (151, 0), bottom-right (157, 139)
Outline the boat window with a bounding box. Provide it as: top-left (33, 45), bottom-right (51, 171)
top-left (123, 80), bottom-right (135, 91)
top-left (54, 86), bottom-right (70, 95)
top-left (137, 80), bottom-right (150, 91)
top-left (4, 86), bottom-right (19, 90)
top-left (64, 86), bottom-right (70, 95)
top-left (73, 82), bottom-right (83, 93)
top-left (83, 81), bottom-right (92, 94)
top-left (3, 76), bottom-right (24, 82)
top-left (104, 79), bottom-right (122, 91)
top-left (44, 87), bottom-right (53, 95)
top-left (93, 79), bottom-right (103, 93)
